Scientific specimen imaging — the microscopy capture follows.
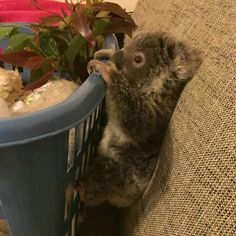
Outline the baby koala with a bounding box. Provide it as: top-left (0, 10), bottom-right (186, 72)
top-left (79, 32), bottom-right (202, 207)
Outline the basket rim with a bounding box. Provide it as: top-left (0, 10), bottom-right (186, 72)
top-left (0, 74), bottom-right (106, 147)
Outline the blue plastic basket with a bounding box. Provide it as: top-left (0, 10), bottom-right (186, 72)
top-left (0, 27), bottom-right (118, 235)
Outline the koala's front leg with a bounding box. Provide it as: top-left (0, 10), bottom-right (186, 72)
top-left (78, 157), bottom-right (135, 207)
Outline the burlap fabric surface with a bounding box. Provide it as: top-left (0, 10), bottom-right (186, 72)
top-left (121, 0), bottom-right (236, 235)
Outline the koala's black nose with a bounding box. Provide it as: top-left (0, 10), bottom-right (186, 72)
top-left (111, 49), bottom-right (124, 70)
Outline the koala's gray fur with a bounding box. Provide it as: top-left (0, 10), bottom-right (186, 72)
top-left (79, 32), bottom-right (202, 207)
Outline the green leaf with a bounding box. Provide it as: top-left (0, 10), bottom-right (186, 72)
top-left (40, 33), bottom-right (60, 59)
top-left (24, 41), bottom-right (44, 55)
top-left (96, 10), bottom-right (110, 17)
top-left (39, 15), bottom-right (64, 26)
top-left (9, 27), bottom-right (20, 37)
top-left (0, 26), bottom-right (15, 41)
top-left (7, 33), bottom-right (33, 51)
top-left (6, 39), bottom-right (42, 55)
top-left (58, 16), bottom-right (71, 30)
top-left (66, 34), bottom-right (86, 64)
top-left (92, 18), bottom-right (109, 36)
top-left (31, 24), bottom-right (70, 38)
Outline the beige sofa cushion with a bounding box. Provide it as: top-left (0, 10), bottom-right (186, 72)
top-left (121, 0), bottom-right (236, 235)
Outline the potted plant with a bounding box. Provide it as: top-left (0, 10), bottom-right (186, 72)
top-left (0, 0), bottom-right (136, 117)
top-left (0, 0), bottom-right (136, 90)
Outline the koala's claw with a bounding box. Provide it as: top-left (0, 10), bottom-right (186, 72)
top-left (87, 59), bottom-right (113, 86)
top-left (87, 59), bottom-right (104, 75)
top-left (87, 67), bottom-right (99, 76)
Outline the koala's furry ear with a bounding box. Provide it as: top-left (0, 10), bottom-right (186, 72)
top-left (170, 42), bottom-right (202, 80)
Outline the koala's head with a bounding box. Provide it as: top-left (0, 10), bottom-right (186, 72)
top-left (111, 32), bottom-right (202, 88)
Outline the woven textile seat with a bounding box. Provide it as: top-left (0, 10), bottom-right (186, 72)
top-left (121, 0), bottom-right (236, 235)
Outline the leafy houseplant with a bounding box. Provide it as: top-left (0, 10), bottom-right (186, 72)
top-left (0, 0), bottom-right (136, 90)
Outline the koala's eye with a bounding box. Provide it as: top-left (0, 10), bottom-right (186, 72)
top-left (132, 52), bottom-right (145, 67)
top-left (134, 55), bottom-right (143, 64)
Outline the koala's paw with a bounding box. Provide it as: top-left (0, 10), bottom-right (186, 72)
top-left (77, 179), bottom-right (108, 206)
top-left (87, 59), bottom-right (113, 86)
